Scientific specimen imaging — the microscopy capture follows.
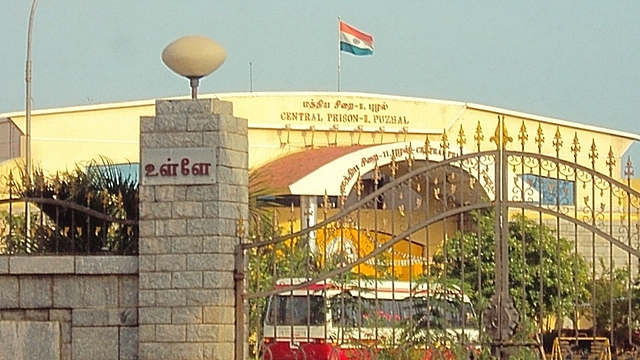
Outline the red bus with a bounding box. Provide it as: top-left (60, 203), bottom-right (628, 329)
top-left (261, 278), bottom-right (478, 360)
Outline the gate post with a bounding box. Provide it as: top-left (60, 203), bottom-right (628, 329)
top-left (138, 99), bottom-right (248, 359)
top-left (486, 116), bottom-right (520, 358)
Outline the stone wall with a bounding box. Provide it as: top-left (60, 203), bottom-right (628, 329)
top-left (0, 99), bottom-right (250, 360)
top-left (0, 256), bottom-right (138, 360)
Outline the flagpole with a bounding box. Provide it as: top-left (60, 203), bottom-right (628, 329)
top-left (249, 61), bottom-right (253, 92)
top-left (337, 16), bottom-right (341, 92)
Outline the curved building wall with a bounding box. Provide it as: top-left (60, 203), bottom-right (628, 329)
top-left (1, 91), bottom-right (636, 181)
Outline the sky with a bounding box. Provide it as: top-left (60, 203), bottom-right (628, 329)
top-left (2, 1), bottom-right (640, 158)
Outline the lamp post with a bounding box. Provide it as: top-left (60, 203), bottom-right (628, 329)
top-left (161, 35), bottom-right (227, 99)
top-left (26, 0), bottom-right (38, 183)
top-left (24, 0), bottom-right (39, 240)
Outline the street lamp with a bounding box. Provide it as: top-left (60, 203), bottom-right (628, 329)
top-left (26, 0), bottom-right (39, 184)
top-left (161, 35), bottom-right (227, 99)
top-left (24, 0), bottom-right (39, 239)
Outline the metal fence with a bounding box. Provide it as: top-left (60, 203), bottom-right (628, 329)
top-left (0, 170), bottom-right (138, 255)
top-left (236, 117), bottom-right (640, 359)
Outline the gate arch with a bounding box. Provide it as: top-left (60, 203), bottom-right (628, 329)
top-left (238, 117), bottom-right (640, 359)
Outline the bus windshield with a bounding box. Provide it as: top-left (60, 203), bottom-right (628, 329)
top-left (265, 295), bottom-right (326, 326)
top-left (328, 293), bottom-right (476, 328)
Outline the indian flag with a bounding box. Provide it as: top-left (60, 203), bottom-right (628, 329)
top-left (339, 21), bottom-right (374, 56)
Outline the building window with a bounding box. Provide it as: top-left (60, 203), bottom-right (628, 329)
top-left (518, 174), bottom-right (575, 206)
top-left (0, 118), bottom-right (22, 162)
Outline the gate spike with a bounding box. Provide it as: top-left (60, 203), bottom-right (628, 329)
top-left (101, 188), bottom-right (109, 208)
top-left (405, 144), bottom-right (414, 169)
top-left (424, 135), bottom-right (431, 161)
top-left (474, 121), bottom-right (484, 151)
top-left (289, 202), bottom-right (296, 225)
top-left (373, 161), bottom-right (381, 186)
top-left (518, 121), bottom-right (528, 149)
top-left (35, 172), bottom-right (46, 194)
top-left (356, 171), bottom-right (363, 198)
top-left (51, 172), bottom-right (60, 197)
top-left (7, 170), bottom-right (14, 189)
top-left (7, 171), bottom-right (16, 201)
top-left (116, 191), bottom-right (124, 213)
top-left (571, 132), bottom-right (581, 159)
top-left (489, 115), bottom-right (512, 148)
top-left (535, 124), bottom-right (545, 153)
top-left (624, 157), bottom-right (634, 179)
top-left (589, 139), bottom-right (599, 168)
top-left (389, 152), bottom-right (398, 178)
top-left (606, 146), bottom-right (616, 174)
top-left (23, 168), bottom-right (32, 191)
top-left (322, 190), bottom-right (330, 215)
top-left (440, 130), bottom-right (450, 159)
top-left (69, 178), bottom-right (77, 197)
top-left (456, 124), bottom-right (466, 150)
top-left (552, 127), bottom-right (563, 155)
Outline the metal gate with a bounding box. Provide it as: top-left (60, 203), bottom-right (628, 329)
top-left (236, 116), bottom-right (640, 359)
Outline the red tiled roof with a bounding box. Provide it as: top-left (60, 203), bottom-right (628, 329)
top-left (251, 145), bottom-right (373, 194)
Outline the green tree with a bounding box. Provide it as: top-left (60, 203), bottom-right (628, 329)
top-left (432, 210), bottom-right (590, 332)
top-left (589, 259), bottom-right (640, 352)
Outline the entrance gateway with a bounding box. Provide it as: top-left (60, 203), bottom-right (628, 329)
top-left (236, 116), bottom-right (640, 359)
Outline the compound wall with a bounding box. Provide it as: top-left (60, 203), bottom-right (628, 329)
top-left (0, 256), bottom-right (138, 360)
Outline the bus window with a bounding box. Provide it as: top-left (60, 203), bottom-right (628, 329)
top-left (330, 295), bottom-right (403, 328)
top-left (398, 298), bottom-right (419, 321)
top-left (329, 293), bottom-right (358, 327)
top-left (361, 299), bottom-right (400, 326)
top-left (265, 295), bottom-right (325, 326)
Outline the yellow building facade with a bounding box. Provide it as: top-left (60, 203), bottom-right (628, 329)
top-left (3, 92), bottom-right (637, 177)
top-left (2, 92), bottom-right (639, 271)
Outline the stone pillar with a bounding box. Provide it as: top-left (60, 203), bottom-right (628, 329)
top-left (138, 99), bottom-right (248, 360)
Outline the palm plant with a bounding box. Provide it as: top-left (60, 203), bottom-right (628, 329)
top-left (7, 158), bottom-right (138, 254)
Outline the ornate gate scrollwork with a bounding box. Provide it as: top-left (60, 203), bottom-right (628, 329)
top-left (237, 116), bottom-right (640, 359)
top-left (484, 294), bottom-right (520, 342)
